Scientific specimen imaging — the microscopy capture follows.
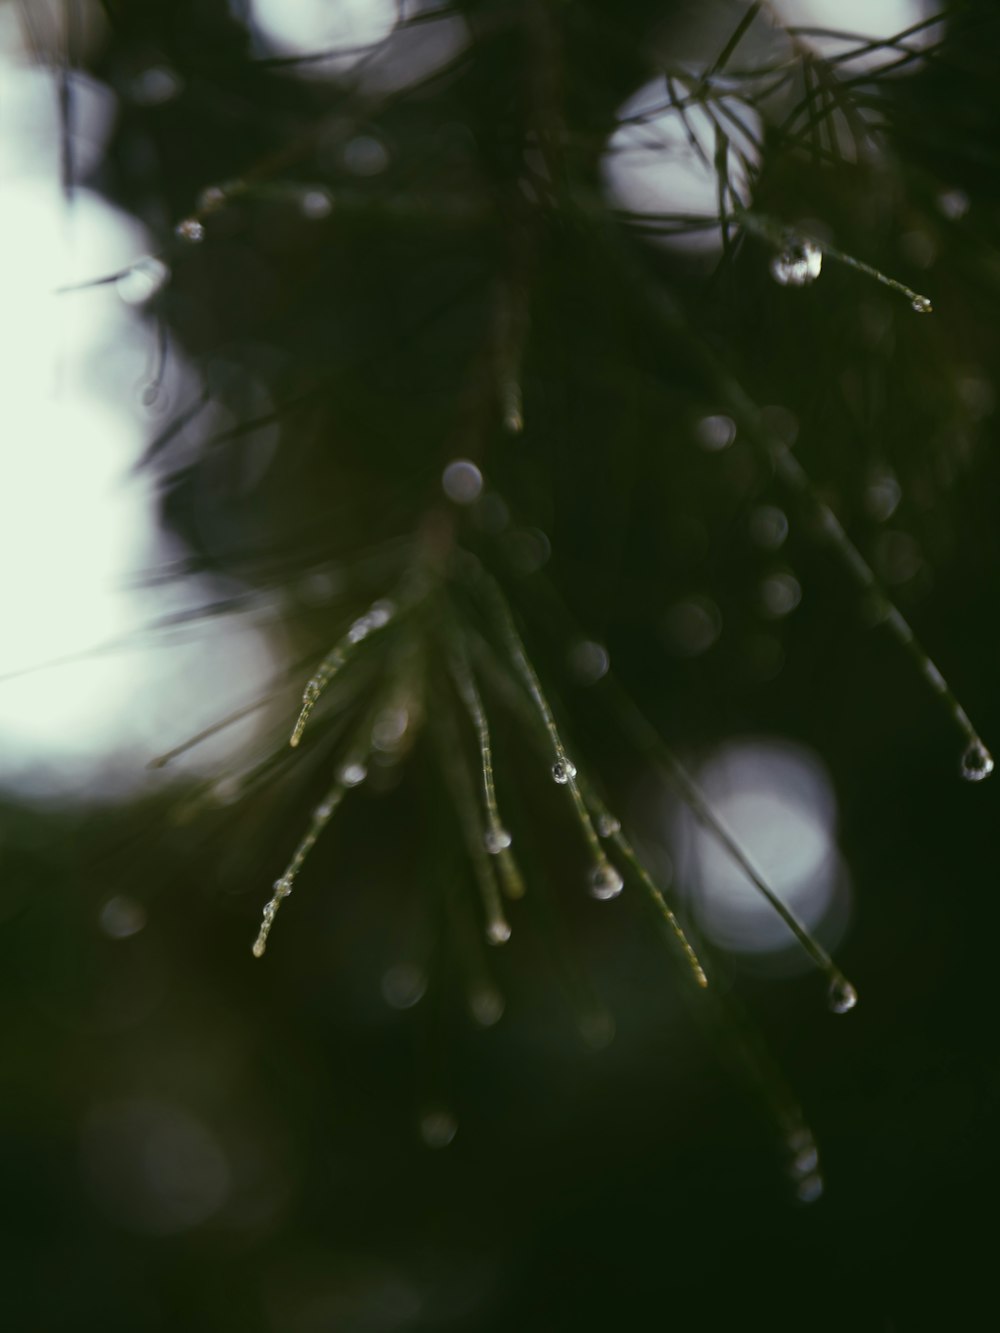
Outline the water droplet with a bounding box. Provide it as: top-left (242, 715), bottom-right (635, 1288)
top-left (419, 1110), bottom-right (458, 1149)
top-left (695, 413), bottom-right (737, 452)
top-left (469, 988), bottom-right (504, 1026)
top-left (314, 798), bottom-right (336, 820)
top-left (251, 939), bottom-right (266, 959)
top-left (441, 458), bottom-right (483, 505)
top-left (381, 963), bottom-right (427, 1010)
top-left (486, 918), bottom-right (512, 946)
top-left (372, 707), bottom-right (409, 752)
top-left (748, 504), bottom-right (788, 550)
top-left (197, 185), bottom-right (227, 214)
top-left (339, 762), bottom-right (368, 788)
top-left (175, 218), bottom-right (204, 243)
top-left (770, 237), bottom-right (822, 287)
top-left (131, 65), bottom-right (182, 106)
top-left (937, 188), bottom-right (969, 221)
top-left (911, 295), bottom-right (933, 314)
top-left (343, 134), bottom-right (390, 176)
top-left (483, 826), bottom-right (512, 855)
top-left (662, 595), bottom-right (721, 658)
top-left (785, 1121), bottom-right (808, 1147)
top-left (828, 976), bottom-right (858, 1014)
top-left (551, 759), bottom-right (577, 785)
top-left (117, 257), bottom-right (170, 305)
top-left (301, 189), bottom-right (333, 219)
top-left (588, 862), bottom-right (624, 901)
top-left (501, 377), bottom-right (524, 433)
top-left (272, 876), bottom-right (293, 898)
top-left (960, 740), bottom-right (994, 782)
top-left (98, 895), bottom-right (147, 940)
top-left (759, 570), bottom-right (802, 619)
top-left (596, 813), bottom-right (620, 838)
top-left (504, 527), bottom-right (551, 573)
top-left (864, 468), bottom-right (901, 522)
top-left (567, 639), bottom-right (610, 685)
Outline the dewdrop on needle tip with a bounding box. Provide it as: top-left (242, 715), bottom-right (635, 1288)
top-left (960, 739), bottom-right (994, 782)
top-left (827, 976), bottom-right (858, 1014)
top-left (588, 860), bottom-right (624, 901)
top-left (770, 238), bottom-right (822, 287)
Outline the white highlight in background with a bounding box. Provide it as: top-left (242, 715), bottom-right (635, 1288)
top-left (601, 78), bottom-right (762, 255)
top-left (0, 55), bottom-right (277, 800)
top-left (670, 738), bottom-right (851, 969)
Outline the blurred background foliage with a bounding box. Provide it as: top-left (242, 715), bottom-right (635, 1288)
top-left (3, 0), bottom-right (1000, 1327)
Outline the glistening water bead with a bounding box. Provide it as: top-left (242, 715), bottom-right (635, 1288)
top-left (175, 217), bottom-right (204, 243)
top-left (960, 740), bottom-right (994, 782)
top-left (551, 759), bottom-right (577, 784)
top-left (588, 862), bottom-right (624, 901)
top-left (419, 1110), bottom-right (458, 1149)
top-left (483, 826), bottom-right (512, 854)
top-left (827, 977), bottom-right (858, 1014)
top-left (770, 238), bottom-right (822, 287)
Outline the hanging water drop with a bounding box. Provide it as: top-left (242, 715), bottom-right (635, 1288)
top-left (827, 976), bottom-right (858, 1014)
top-left (372, 706), bottom-right (409, 752)
top-left (596, 812), bottom-right (620, 838)
top-left (486, 918), bottom-right (512, 945)
top-left (339, 761), bottom-right (368, 787)
top-left (502, 377), bottom-right (524, 434)
top-left (272, 875), bottom-right (293, 898)
top-left (588, 862), bottom-right (624, 901)
top-left (381, 963), bottom-right (427, 1010)
top-left (770, 237), bottom-right (822, 287)
top-left (911, 295), bottom-right (933, 314)
top-left (98, 895), bottom-right (147, 940)
top-left (796, 1172), bottom-right (824, 1204)
top-left (197, 185), bottom-right (227, 213)
top-left (441, 458), bottom-right (484, 505)
top-left (551, 758), bottom-right (577, 785)
top-left (117, 257), bottom-right (170, 305)
top-left (419, 1109), bottom-right (458, 1149)
top-left (469, 988), bottom-right (505, 1027)
top-left (175, 217), bottom-right (204, 243)
top-left (960, 739), bottom-right (994, 782)
top-left (301, 188), bottom-right (334, 219)
top-left (483, 825), bottom-right (512, 854)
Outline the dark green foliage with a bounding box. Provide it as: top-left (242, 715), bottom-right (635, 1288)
top-left (5, 2), bottom-right (1000, 1327)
